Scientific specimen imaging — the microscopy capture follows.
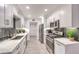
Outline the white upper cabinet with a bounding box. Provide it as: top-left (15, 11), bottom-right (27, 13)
top-left (15, 15), bottom-right (25, 28)
top-left (0, 4), bottom-right (13, 28)
top-left (72, 4), bottom-right (79, 28)
top-left (59, 4), bottom-right (79, 28)
top-left (59, 5), bottom-right (72, 28)
top-left (5, 4), bottom-right (13, 28)
top-left (46, 5), bottom-right (73, 28)
top-left (47, 4), bottom-right (79, 28)
top-left (0, 5), bottom-right (5, 28)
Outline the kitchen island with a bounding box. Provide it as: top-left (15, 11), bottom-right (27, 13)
top-left (0, 33), bottom-right (28, 54)
top-left (54, 38), bottom-right (79, 54)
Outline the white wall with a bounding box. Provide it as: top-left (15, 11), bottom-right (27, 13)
top-left (24, 19), bottom-right (31, 29)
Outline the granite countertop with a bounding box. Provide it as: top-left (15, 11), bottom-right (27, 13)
top-left (54, 38), bottom-right (79, 45)
top-left (0, 33), bottom-right (28, 54)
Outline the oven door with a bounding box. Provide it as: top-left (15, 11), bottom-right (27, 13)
top-left (46, 36), bottom-right (54, 53)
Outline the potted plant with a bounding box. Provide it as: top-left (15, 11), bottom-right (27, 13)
top-left (19, 29), bottom-right (21, 33)
top-left (66, 28), bottom-right (77, 41)
top-left (22, 30), bottom-right (25, 33)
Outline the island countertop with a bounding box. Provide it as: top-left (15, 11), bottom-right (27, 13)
top-left (0, 33), bottom-right (28, 54)
top-left (54, 38), bottom-right (79, 45)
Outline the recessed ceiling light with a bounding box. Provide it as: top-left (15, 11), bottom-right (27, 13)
top-left (26, 6), bottom-right (30, 10)
top-left (60, 10), bottom-right (64, 15)
top-left (44, 9), bottom-right (48, 12)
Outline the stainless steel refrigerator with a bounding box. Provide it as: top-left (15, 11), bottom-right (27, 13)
top-left (39, 24), bottom-right (44, 43)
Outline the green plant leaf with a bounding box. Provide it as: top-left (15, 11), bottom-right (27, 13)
top-left (66, 28), bottom-right (77, 38)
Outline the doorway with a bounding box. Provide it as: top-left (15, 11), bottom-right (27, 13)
top-left (29, 21), bottom-right (38, 40)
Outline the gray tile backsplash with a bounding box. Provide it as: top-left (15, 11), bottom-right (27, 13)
top-left (0, 28), bottom-right (15, 38)
top-left (0, 29), bottom-right (4, 38)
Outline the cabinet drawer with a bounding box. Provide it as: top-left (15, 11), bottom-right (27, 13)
top-left (55, 40), bottom-right (65, 54)
top-left (55, 41), bottom-right (64, 46)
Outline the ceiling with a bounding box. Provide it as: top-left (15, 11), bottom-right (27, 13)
top-left (13, 4), bottom-right (66, 19)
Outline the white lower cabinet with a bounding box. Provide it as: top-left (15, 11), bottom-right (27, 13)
top-left (12, 36), bottom-right (27, 54)
top-left (20, 38), bottom-right (26, 54)
top-left (55, 41), bottom-right (65, 54)
top-left (12, 45), bottom-right (20, 54)
top-left (54, 38), bottom-right (79, 54)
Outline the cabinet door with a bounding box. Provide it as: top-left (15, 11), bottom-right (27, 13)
top-left (0, 6), bottom-right (5, 28)
top-left (13, 44), bottom-right (22, 54)
top-left (72, 5), bottom-right (79, 27)
top-left (20, 40), bottom-right (25, 54)
top-left (55, 40), bottom-right (65, 54)
top-left (21, 38), bottom-right (26, 53)
top-left (60, 12), bottom-right (72, 28)
top-left (12, 45), bottom-right (20, 54)
top-left (5, 5), bottom-right (13, 28)
top-left (59, 5), bottom-right (72, 28)
top-left (12, 38), bottom-right (26, 54)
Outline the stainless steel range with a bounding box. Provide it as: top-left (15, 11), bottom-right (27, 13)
top-left (46, 34), bottom-right (56, 53)
top-left (46, 28), bottom-right (65, 54)
top-left (46, 29), bottom-right (56, 54)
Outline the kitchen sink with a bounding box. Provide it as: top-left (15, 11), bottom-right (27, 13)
top-left (0, 36), bottom-right (12, 41)
top-left (12, 36), bottom-right (23, 40)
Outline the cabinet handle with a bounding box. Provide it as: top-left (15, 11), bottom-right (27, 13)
top-left (56, 42), bottom-right (62, 46)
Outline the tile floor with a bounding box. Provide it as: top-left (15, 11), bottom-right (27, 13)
top-left (25, 39), bottom-right (49, 54)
